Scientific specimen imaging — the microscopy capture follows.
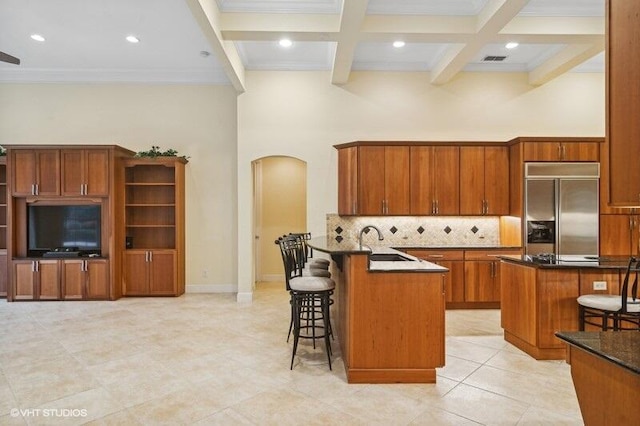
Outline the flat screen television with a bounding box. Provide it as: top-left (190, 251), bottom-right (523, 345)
top-left (27, 205), bottom-right (101, 256)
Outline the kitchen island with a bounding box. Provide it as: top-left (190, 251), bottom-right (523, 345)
top-left (500, 255), bottom-right (630, 360)
top-left (308, 237), bottom-right (448, 383)
top-left (555, 331), bottom-right (640, 425)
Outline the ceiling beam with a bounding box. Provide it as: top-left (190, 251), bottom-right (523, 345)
top-left (430, 0), bottom-right (530, 85)
top-left (331, 0), bottom-right (370, 85)
top-left (185, 0), bottom-right (246, 93)
top-left (528, 41), bottom-right (605, 86)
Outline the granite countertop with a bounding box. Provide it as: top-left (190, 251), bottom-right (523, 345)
top-left (307, 237), bottom-right (448, 273)
top-left (500, 254), bottom-right (632, 270)
top-left (555, 331), bottom-right (640, 375)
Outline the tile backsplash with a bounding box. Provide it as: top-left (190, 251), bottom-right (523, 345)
top-left (326, 214), bottom-right (500, 247)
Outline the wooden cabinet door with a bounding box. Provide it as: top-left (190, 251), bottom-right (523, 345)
top-left (149, 250), bottom-right (177, 295)
top-left (358, 146), bottom-right (386, 215)
top-left (62, 260), bottom-right (84, 300)
top-left (409, 146), bottom-right (434, 215)
top-left (337, 146), bottom-right (358, 215)
top-left (11, 151), bottom-right (37, 196)
top-left (62, 149), bottom-right (109, 196)
top-left (608, 0), bottom-right (640, 206)
top-left (14, 261), bottom-right (36, 300)
top-left (433, 146), bottom-right (460, 215)
top-left (61, 150), bottom-right (84, 196)
top-left (123, 251), bottom-right (149, 295)
top-left (459, 147), bottom-right (485, 215)
top-left (484, 146), bottom-right (509, 215)
top-left (410, 146), bottom-right (459, 215)
top-left (85, 149), bottom-right (110, 196)
top-left (522, 142), bottom-right (561, 161)
top-left (464, 260), bottom-right (498, 302)
top-left (561, 143), bottom-right (600, 161)
top-left (35, 150), bottom-right (60, 196)
top-left (600, 214), bottom-right (634, 255)
top-left (384, 146), bottom-right (410, 215)
top-left (439, 260), bottom-right (464, 303)
top-left (37, 260), bottom-right (60, 300)
top-left (86, 259), bottom-right (109, 299)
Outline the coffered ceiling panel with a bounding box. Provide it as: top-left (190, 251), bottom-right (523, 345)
top-left (0, 0), bottom-right (605, 91)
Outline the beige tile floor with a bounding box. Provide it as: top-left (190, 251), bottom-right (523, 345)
top-left (0, 282), bottom-right (583, 425)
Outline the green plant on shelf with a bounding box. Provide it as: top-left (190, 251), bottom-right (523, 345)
top-left (135, 146), bottom-right (189, 160)
top-left (0, 145), bottom-right (6, 156)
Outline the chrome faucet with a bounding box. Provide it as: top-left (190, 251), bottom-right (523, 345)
top-left (359, 225), bottom-right (384, 251)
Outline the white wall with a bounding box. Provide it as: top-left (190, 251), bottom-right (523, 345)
top-left (237, 70), bottom-right (605, 300)
top-left (0, 83), bottom-right (238, 292)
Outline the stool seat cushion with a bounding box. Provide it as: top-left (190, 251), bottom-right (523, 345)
top-left (578, 294), bottom-right (640, 312)
top-left (290, 276), bottom-right (335, 292)
top-left (312, 258), bottom-right (330, 266)
top-left (302, 268), bottom-right (331, 278)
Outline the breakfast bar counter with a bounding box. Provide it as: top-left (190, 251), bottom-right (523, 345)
top-left (308, 237), bottom-right (448, 383)
top-left (555, 331), bottom-right (640, 425)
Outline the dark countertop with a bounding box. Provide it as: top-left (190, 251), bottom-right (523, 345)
top-left (500, 254), bottom-right (632, 270)
top-left (555, 331), bottom-right (640, 375)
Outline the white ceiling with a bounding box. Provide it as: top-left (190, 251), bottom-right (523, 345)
top-left (0, 0), bottom-right (605, 91)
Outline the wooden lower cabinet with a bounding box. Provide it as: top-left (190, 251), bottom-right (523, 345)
top-left (62, 259), bottom-right (110, 300)
top-left (13, 259), bottom-right (60, 300)
top-left (600, 213), bottom-right (639, 256)
top-left (123, 250), bottom-right (178, 296)
top-left (405, 250), bottom-right (464, 304)
top-left (13, 258), bottom-right (109, 301)
top-left (464, 249), bottom-right (521, 306)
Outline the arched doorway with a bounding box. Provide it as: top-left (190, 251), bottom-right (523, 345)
top-left (252, 156), bottom-right (307, 283)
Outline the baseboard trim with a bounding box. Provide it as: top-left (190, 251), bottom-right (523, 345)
top-left (186, 284), bottom-right (237, 294)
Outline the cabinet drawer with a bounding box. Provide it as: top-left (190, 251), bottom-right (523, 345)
top-left (405, 249), bottom-right (464, 261)
top-left (464, 249), bottom-right (521, 260)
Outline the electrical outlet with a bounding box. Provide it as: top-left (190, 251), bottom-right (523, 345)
top-left (202, 269), bottom-right (208, 279)
top-left (593, 281), bottom-right (607, 291)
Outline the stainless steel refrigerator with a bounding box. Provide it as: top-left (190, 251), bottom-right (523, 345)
top-left (524, 163), bottom-right (599, 256)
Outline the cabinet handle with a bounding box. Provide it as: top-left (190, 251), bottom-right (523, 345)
top-left (631, 216), bottom-right (634, 231)
top-left (562, 145), bottom-right (566, 160)
top-left (352, 201), bottom-right (356, 215)
top-left (557, 144), bottom-right (562, 160)
top-left (145, 251), bottom-right (149, 262)
top-left (149, 251), bottom-right (153, 262)
top-left (431, 200), bottom-right (435, 215)
top-left (33, 260), bottom-right (39, 272)
top-left (428, 254), bottom-right (444, 258)
top-left (35, 183), bottom-right (39, 195)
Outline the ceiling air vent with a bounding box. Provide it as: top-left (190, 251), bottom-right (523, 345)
top-left (483, 55), bottom-right (507, 62)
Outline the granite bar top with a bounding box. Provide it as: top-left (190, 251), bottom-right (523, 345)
top-left (307, 237), bottom-right (448, 273)
top-left (555, 331), bottom-right (640, 375)
top-left (500, 254), bottom-right (632, 270)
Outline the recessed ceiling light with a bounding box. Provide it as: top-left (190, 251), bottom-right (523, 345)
top-left (505, 42), bottom-right (519, 49)
top-left (393, 41), bottom-right (406, 48)
top-left (279, 39), bottom-right (293, 48)
top-left (126, 35), bottom-right (140, 44)
top-left (30, 34), bottom-right (45, 42)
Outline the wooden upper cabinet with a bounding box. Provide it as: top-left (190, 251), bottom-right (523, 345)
top-left (358, 146), bottom-right (410, 215)
top-left (607, 0), bottom-right (640, 206)
top-left (460, 146), bottom-right (509, 215)
top-left (410, 146), bottom-right (459, 215)
top-left (522, 141), bottom-right (600, 162)
top-left (61, 149), bottom-right (110, 196)
top-left (11, 150), bottom-right (60, 196)
top-left (600, 213), bottom-right (640, 256)
top-left (337, 146), bottom-right (358, 215)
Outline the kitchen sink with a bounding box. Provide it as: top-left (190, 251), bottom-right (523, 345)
top-left (369, 253), bottom-right (412, 262)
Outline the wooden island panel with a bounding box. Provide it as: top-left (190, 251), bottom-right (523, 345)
top-left (340, 254), bottom-right (445, 383)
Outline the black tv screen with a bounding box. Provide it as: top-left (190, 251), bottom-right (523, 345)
top-left (28, 205), bottom-right (101, 255)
